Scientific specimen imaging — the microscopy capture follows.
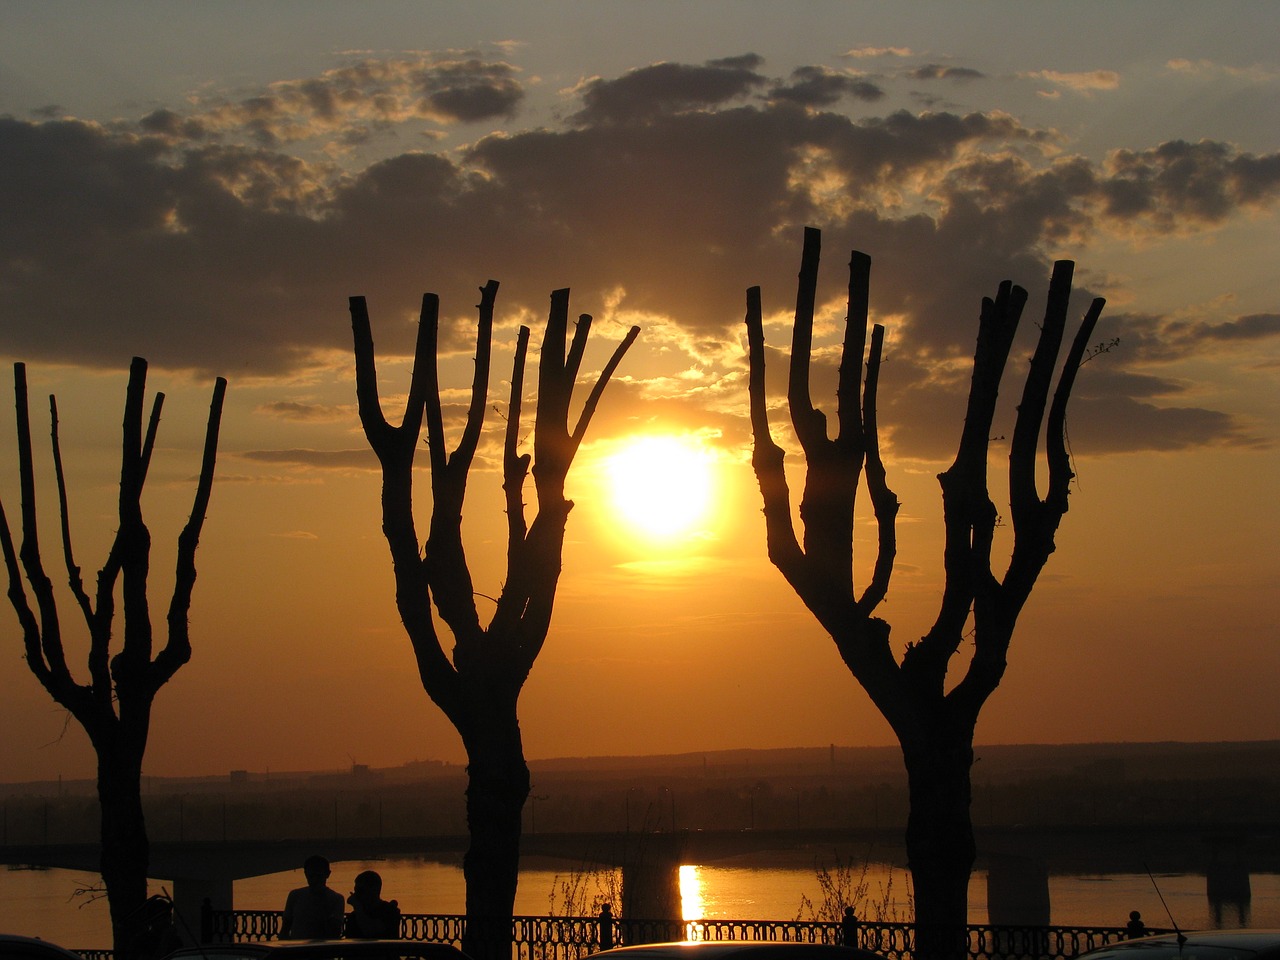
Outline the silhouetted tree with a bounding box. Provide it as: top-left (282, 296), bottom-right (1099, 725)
top-left (746, 228), bottom-right (1105, 959)
top-left (0, 358), bottom-right (226, 960)
top-left (351, 282), bottom-right (637, 960)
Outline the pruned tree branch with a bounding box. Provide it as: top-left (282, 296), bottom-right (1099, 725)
top-left (856, 323), bottom-right (899, 617)
top-left (1046, 297), bottom-right (1105, 514)
top-left (503, 326), bottom-right (532, 567)
top-left (788, 226), bottom-right (825, 450)
top-left (1010, 262), bottom-right (1073, 535)
top-left (837, 250), bottom-right (872, 448)
top-left (156, 375), bottom-right (227, 691)
top-left (8, 363), bottom-right (77, 704)
top-left (114, 358), bottom-right (157, 697)
top-left (571, 323), bottom-right (640, 450)
top-left (351, 292), bottom-right (454, 709)
top-left (51, 396), bottom-right (94, 628)
top-left (427, 284), bottom-right (499, 648)
top-left (745, 284), bottom-right (804, 586)
top-left (351, 282), bottom-right (638, 710)
top-left (747, 230), bottom-right (888, 632)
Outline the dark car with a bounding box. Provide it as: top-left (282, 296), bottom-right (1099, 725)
top-left (165, 942), bottom-right (471, 960)
top-left (1077, 930), bottom-right (1280, 960)
top-left (588, 943), bottom-right (887, 960)
top-left (0, 935), bottom-right (86, 960)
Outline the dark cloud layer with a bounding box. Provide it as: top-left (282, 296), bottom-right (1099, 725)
top-left (768, 66), bottom-right (885, 107)
top-left (572, 57), bottom-right (768, 124)
top-left (1, 55), bottom-right (1277, 458)
top-left (907, 64), bottom-right (987, 82)
top-left (241, 448), bottom-right (376, 469)
top-left (1102, 139), bottom-right (1280, 228)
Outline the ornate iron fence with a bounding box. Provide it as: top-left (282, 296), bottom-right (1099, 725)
top-left (203, 907), bottom-right (1163, 960)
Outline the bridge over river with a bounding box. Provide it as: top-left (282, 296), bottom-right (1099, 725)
top-left (1, 823), bottom-right (1270, 940)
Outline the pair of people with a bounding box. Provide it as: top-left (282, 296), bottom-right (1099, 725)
top-left (281, 855), bottom-right (402, 940)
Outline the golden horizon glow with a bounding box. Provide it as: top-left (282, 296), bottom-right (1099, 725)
top-left (603, 434), bottom-right (718, 543)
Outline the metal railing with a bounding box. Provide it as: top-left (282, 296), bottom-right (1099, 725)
top-left (203, 907), bottom-right (1164, 960)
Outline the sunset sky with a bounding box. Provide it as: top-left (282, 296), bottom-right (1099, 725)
top-left (1, 2), bottom-right (1277, 783)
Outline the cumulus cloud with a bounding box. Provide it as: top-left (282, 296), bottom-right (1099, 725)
top-left (1166, 58), bottom-right (1280, 82)
top-left (929, 139), bottom-right (1280, 259)
top-left (0, 55), bottom-right (1276, 458)
top-left (1100, 140), bottom-right (1280, 228)
top-left (139, 55), bottom-right (525, 150)
top-left (843, 47), bottom-right (913, 59)
top-left (1025, 69), bottom-right (1121, 95)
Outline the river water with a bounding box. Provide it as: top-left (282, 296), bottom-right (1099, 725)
top-left (4, 860), bottom-right (1277, 950)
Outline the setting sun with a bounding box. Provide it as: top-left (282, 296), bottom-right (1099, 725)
top-left (604, 435), bottom-right (716, 541)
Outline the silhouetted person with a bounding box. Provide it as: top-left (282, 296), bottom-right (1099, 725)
top-left (598, 903), bottom-right (615, 951)
top-left (345, 869), bottom-right (401, 939)
top-left (1126, 910), bottom-right (1147, 939)
top-left (281, 855), bottom-right (344, 939)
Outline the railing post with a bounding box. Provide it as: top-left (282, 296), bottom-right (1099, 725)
top-left (200, 898), bottom-right (211, 944)
top-left (841, 908), bottom-right (858, 948)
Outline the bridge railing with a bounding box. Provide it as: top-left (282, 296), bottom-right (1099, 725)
top-left (203, 907), bottom-right (1161, 960)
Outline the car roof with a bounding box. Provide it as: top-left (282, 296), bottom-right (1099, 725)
top-left (0, 934), bottom-right (85, 960)
top-left (1081, 930), bottom-right (1280, 960)
top-left (589, 943), bottom-right (885, 960)
top-left (166, 941), bottom-right (470, 960)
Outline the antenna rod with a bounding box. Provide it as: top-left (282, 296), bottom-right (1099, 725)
top-left (1144, 862), bottom-right (1188, 946)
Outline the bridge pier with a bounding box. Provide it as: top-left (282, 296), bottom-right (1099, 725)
top-left (1207, 862), bottom-right (1251, 927)
top-left (985, 854), bottom-right (1050, 926)
top-left (620, 834), bottom-right (684, 937)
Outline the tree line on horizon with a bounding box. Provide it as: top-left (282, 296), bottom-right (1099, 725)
top-left (1, 227), bottom-right (1108, 960)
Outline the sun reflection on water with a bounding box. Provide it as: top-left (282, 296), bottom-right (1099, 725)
top-left (680, 863), bottom-right (706, 922)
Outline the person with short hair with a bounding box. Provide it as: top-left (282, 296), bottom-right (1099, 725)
top-left (345, 869), bottom-right (402, 939)
top-left (281, 855), bottom-right (345, 939)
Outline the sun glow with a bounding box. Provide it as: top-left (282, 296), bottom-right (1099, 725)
top-left (603, 434), bottom-right (717, 542)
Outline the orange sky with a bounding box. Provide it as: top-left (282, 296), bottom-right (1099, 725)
top-left (1, 2), bottom-right (1278, 782)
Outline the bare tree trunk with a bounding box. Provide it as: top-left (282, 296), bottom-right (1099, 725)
top-left (97, 740), bottom-right (150, 957)
top-left (902, 733), bottom-right (976, 960)
top-left (459, 707), bottom-right (530, 960)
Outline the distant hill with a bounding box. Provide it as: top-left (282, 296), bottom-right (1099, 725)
top-left (6, 739), bottom-right (1278, 796)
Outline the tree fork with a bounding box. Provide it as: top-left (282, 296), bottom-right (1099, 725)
top-left (351, 281), bottom-right (637, 960)
top-left (747, 228), bottom-right (1108, 960)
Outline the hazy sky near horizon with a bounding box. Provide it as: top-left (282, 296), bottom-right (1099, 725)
top-left (1, 1), bottom-right (1278, 782)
